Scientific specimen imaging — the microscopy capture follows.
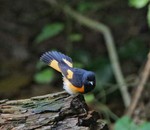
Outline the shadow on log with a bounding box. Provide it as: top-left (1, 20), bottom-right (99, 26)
top-left (0, 91), bottom-right (108, 130)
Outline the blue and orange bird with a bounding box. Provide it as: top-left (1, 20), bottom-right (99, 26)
top-left (40, 51), bottom-right (96, 94)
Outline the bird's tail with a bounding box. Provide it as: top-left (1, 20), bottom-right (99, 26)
top-left (40, 51), bottom-right (73, 72)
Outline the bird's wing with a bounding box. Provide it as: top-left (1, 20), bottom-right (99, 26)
top-left (59, 64), bottom-right (83, 87)
top-left (40, 51), bottom-right (73, 72)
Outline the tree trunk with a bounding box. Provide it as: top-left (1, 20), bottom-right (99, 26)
top-left (0, 91), bottom-right (108, 130)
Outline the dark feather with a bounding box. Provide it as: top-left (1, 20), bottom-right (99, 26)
top-left (40, 51), bottom-right (73, 65)
top-left (59, 62), bottom-right (84, 87)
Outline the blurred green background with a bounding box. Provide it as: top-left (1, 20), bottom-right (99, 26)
top-left (0, 0), bottom-right (150, 129)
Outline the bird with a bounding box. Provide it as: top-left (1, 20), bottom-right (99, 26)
top-left (40, 51), bottom-right (96, 94)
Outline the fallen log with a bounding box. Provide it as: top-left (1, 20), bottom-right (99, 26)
top-left (0, 91), bottom-right (108, 130)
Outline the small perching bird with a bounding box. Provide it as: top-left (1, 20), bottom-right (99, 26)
top-left (40, 51), bottom-right (96, 94)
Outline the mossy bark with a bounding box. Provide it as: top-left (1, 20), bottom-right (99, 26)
top-left (0, 91), bottom-right (108, 130)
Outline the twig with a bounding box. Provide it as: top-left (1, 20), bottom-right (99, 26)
top-left (126, 52), bottom-right (150, 116)
top-left (45, 1), bottom-right (131, 107)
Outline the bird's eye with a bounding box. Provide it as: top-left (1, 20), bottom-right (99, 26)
top-left (88, 81), bottom-right (94, 86)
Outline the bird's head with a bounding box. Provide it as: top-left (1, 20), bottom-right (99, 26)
top-left (83, 71), bottom-right (96, 93)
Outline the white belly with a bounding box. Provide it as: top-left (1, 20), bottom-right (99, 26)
top-left (63, 77), bottom-right (77, 95)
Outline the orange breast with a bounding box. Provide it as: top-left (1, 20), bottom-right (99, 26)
top-left (69, 83), bottom-right (84, 93)
top-left (63, 77), bottom-right (84, 94)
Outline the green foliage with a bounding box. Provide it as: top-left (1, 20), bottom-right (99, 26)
top-left (129, 0), bottom-right (149, 8)
top-left (77, 1), bottom-right (96, 12)
top-left (34, 68), bottom-right (54, 84)
top-left (68, 33), bottom-right (82, 42)
top-left (35, 23), bottom-right (64, 43)
top-left (140, 122), bottom-right (150, 130)
top-left (77, 1), bottom-right (103, 13)
top-left (115, 116), bottom-right (137, 130)
top-left (115, 116), bottom-right (150, 130)
top-left (84, 94), bottom-right (95, 103)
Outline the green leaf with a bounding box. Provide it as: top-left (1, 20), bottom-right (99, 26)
top-left (77, 1), bottom-right (99, 12)
top-left (115, 116), bottom-right (150, 130)
top-left (77, 2), bottom-right (93, 12)
top-left (34, 69), bottom-right (54, 84)
top-left (147, 4), bottom-right (150, 27)
top-left (84, 94), bottom-right (95, 103)
top-left (114, 116), bottom-right (138, 130)
top-left (35, 23), bottom-right (64, 43)
top-left (129, 0), bottom-right (149, 8)
top-left (68, 33), bottom-right (82, 42)
top-left (140, 122), bottom-right (150, 130)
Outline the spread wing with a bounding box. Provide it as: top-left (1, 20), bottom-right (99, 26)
top-left (40, 51), bottom-right (73, 72)
top-left (40, 51), bottom-right (83, 87)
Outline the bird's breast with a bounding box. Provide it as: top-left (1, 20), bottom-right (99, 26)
top-left (63, 77), bottom-right (84, 94)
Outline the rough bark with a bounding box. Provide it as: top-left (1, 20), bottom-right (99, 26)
top-left (0, 91), bottom-right (108, 130)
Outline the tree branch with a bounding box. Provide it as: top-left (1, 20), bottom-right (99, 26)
top-left (126, 51), bottom-right (150, 116)
top-left (0, 91), bottom-right (108, 130)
